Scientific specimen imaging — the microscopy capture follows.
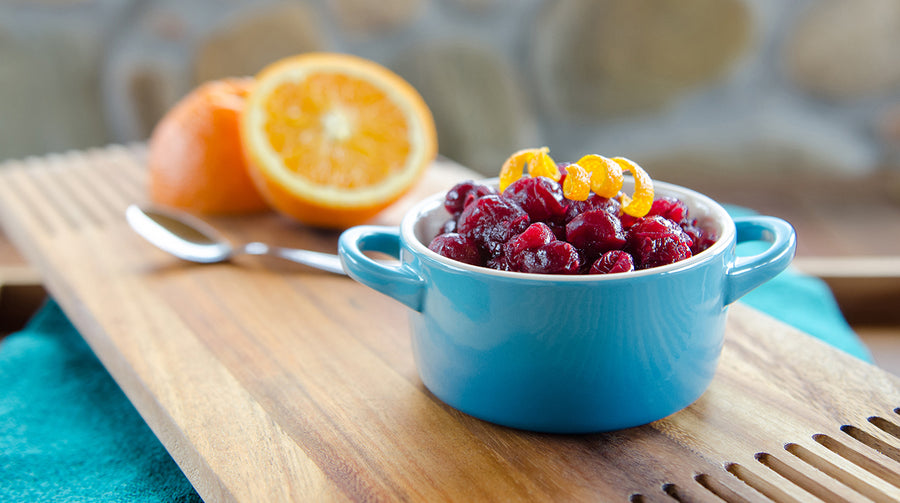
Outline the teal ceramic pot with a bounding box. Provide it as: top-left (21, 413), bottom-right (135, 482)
top-left (338, 179), bottom-right (795, 433)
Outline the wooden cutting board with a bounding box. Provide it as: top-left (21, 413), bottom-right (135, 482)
top-left (3, 145), bottom-right (900, 502)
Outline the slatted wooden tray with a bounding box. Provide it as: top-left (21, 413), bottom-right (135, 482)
top-left (2, 145), bottom-right (900, 502)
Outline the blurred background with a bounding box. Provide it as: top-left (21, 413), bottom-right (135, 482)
top-left (2, 0), bottom-right (900, 180)
top-left (1, 0), bottom-right (900, 254)
top-left (0, 0), bottom-right (899, 362)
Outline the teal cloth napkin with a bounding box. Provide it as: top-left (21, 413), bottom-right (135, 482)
top-left (0, 300), bottom-right (202, 503)
top-left (0, 207), bottom-right (872, 502)
top-left (740, 269), bottom-right (871, 361)
top-left (727, 205), bottom-right (872, 362)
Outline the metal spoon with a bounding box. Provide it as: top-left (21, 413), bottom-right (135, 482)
top-left (125, 204), bottom-right (346, 274)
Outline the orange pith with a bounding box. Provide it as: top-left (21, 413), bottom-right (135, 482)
top-left (242, 52), bottom-right (437, 228)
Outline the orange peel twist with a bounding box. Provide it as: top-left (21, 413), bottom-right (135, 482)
top-left (499, 147), bottom-right (559, 192)
top-left (562, 164), bottom-right (591, 201)
top-left (527, 149), bottom-right (561, 181)
top-left (575, 154), bottom-right (623, 199)
top-left (611, 157), bottom-right (654, 217)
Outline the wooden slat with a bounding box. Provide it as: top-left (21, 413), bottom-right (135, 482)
top-left (793, 256), bottom-right (900, 279)
top-left (791, 257), bottom-right (900, 326)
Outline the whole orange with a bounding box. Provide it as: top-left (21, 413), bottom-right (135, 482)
top-left (147, 78), bottom-right (269, 215)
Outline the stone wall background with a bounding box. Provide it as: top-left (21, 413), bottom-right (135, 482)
top-left (2, 0), bottom-right (900, 182)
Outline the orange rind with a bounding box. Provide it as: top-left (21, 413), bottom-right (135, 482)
top-left (497, 149), bottom-right (655, 218)
top-left (575, 154), bottom-right (623, 199)
top-left (147, 78), bottom-right (269, 215)
top-left (527, 150), bottom-right (561, 181)
top-left (562, 164), bottom-right (591, 201)
top-left (499, 147), bottom-right (559, 192)
top-left (612, 157), bottom-right (654, 217)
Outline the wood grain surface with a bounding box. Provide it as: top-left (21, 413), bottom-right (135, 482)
top-left (2, 145), bottom-right (900, 502)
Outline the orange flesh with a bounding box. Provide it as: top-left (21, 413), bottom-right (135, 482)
top-left (262, 73), bottom-right (412, 189)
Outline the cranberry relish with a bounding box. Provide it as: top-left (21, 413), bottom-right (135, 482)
top-left (427, 177), bottom-right (717, 275)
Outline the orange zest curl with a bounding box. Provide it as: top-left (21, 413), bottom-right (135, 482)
top-left (499, 147), bottom-right (558, 192)
top-left (575, 154), bottom-right (623, 199)
top-left (498, 149), bottom-right (655, 218)
top-left (562, 164), bottom-right (591, 201)
top-left (527, 150), bottom-right (561, 181)
top-left (612, 157), bottom-right (654, 217)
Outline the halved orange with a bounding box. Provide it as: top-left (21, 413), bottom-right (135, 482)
top-left (241, 52), bottom-right (438, 228)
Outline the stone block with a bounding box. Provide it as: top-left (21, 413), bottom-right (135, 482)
top-left (193, 3), bottom-right (325, 84)
top-left (328, 0), bottom-right (424, 36)
top-left (392, 43), bottom-right (538, 175)
top-left (0, 10), bottom-right (110, 160)
top-left (785, 0), bottom-right (900, 100)
top-left (532, 0), bottom-right (751, 119)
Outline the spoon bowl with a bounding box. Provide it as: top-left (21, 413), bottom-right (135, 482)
top-left (126, 205), bottom-right (346, 274)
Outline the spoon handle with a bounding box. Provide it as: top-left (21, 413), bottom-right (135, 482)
top-left (260, 245), bottom-right (346, 275)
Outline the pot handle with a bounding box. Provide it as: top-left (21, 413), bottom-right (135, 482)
top-left (338, 225), bottom-right (425, 312)
top-left (724, 216), bottom-right (797, 305)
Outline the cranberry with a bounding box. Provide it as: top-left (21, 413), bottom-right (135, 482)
top-left (619, 214), bottom-right (639, 230)
top-left (626, 216), bottom-right (693, 269)
top-left (457, 195), bottom-right (530, 257)
top-left (504, 222), bottom-right (554, 258)
top-left (429, 172), bottom-right (717, 274)
top-left (463, 186), bottom-right (496, 210)
top-left (444, 180), bottom-right (496, 215)
top-left (440, 218), bottom-right (457, 234)
top-left (547, 221), bottom-right (568, 241)
top-left (556, 162), bottom-right (572, 186)
top-left (648, 197), bottom-right (688, 223)
top-left (486, 254), bottom-right (512, 271)
top-left (565, 193), bottom-right (620, 222)
top-left (428, 233), bottom-right (482, 265)
top-left (589, 250), bottom-right (635, 274)
top-left (565, 210), bottom-right (626, 261)
top-left (503, 223), bottom-right (580, 274)
top-left (681, 220), bottom-right (717, 254)
top-left (627, 215), bottom-right (690, 241)
top-left (619, 210), bottom-right (641, 230)
top-left (501, 176), bottom-right (568, 223)
top-left (510, 240), bottom-right (580, 274)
